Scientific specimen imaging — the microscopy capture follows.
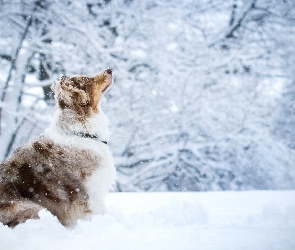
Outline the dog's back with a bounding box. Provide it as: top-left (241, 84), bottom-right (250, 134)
top-left (0, 135), bottom-right (109, 226)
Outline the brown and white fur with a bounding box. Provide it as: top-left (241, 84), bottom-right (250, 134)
top-left (0, 69), bottom-right (116, 227)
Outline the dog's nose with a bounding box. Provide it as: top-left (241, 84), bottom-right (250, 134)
top-left (106, 68), bottom-right (112, 74)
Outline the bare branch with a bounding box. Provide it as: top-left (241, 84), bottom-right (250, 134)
top-left (225, 0), bottom-right (257, 38)
top-left (208, 0), bottom-right (257, 47)
top-left (0, 54), bottom-right (12, 61)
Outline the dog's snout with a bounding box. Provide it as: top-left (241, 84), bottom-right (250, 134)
top-left (106, 68), bottom-right (112, 75)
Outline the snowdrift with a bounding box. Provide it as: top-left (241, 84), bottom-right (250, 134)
top-left (1, 191), bottom-right (294, 250)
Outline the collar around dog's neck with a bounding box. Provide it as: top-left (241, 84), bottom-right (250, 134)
top-left (67, 131), bottom-right (108, 144)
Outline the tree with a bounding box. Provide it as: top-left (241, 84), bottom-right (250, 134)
top-left (109, 0), bottom-right (295, 191)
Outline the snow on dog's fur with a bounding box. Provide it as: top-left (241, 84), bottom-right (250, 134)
top-left (0, 69), bottom-right (116, 227)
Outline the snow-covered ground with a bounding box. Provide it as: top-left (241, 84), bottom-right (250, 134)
top-left (1, 191), bottom-right (294, 250)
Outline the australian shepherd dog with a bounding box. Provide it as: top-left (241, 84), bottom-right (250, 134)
top-left (0, 69), bottom-right (116, 227)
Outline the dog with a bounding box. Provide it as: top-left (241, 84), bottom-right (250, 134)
top-left (0, 69), bottom-right (116, 227)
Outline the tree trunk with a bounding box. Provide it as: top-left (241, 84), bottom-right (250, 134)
top-left (0, 16), bottom-right (32, 136)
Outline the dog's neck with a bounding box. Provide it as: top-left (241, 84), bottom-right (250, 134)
top-left (65, 131), bottom-right (108, 144)
top-left (45, 108), bottom-right (110, 142)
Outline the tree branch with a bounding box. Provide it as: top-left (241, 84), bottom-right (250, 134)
top-left (0, 15), bottom-right (32, 135)
top-left (0, 54), bottom-right (12, 61)
top-left (225, 0), bottom-right (257, 38)
top-left (208, 0), bottom-right (257, 47)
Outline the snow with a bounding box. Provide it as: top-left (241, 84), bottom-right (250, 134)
top-left (1, 191), bottom-right (295, 250)
top-left (130, 50), bottom-right (147, 58)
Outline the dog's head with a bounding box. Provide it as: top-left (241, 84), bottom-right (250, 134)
top-left (51, 69), bottom-right (113, 116)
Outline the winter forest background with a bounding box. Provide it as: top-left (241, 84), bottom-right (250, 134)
top-left (0, 0), bottom-right (294, 192)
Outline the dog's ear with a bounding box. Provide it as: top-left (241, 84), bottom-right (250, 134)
top-left (61, 76), bottom-right (67, 82)
top-left (59, 76), bottom-right (72, 91)
top-left (50, 76), bottom-right (67, 94)
top-left (57, 76), bottom-right (90, 111)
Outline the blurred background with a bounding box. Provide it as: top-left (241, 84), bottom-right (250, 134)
top-left (0, 0), bottom-right (294, 191)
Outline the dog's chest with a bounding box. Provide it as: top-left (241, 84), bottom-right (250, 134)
top-left (83, 146), bottom-right (116, 214)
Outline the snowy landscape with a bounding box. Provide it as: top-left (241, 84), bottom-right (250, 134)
top-left (1, 0), bottom-right (295, 191)
top-left (1, 191), bottom-right (295, 250)
top-left (1, 0), bottom-right (295, 249)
